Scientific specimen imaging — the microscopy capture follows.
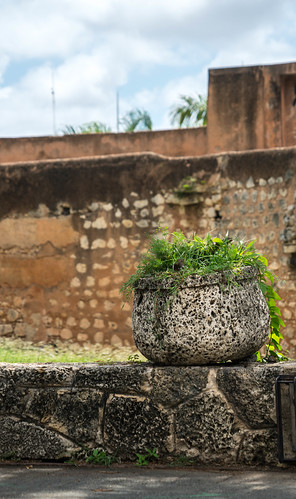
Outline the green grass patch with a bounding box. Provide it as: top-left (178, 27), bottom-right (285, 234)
top-left (0, 338), bottom-right (146, 364)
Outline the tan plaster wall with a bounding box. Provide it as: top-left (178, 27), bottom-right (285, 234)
top-left (0, 217), bottom-right (78, 249)
top-left (0, 127), bottom-right (207, 163)
top-left (207, 66), bottom-right (265, 153)
top-left (207, 62), bottom-right (296, 154)
top-left (0, 149), bottom-right (296, 357)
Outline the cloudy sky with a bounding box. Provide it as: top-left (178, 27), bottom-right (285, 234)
top-left (0, 0), bottom-right (296, 138)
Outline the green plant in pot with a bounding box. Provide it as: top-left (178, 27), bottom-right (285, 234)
top-left (121, 229), bottom-right (286, 365)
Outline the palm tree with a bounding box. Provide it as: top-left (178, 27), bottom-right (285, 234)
top-left (62, 121), bottom-right (112, 135)
top-left (170, 94), bottom-right (207, 128)
top-left (121, 109), bottom-right (152, 132)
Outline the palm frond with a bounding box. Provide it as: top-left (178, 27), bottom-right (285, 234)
top-left (170, 94), bottom-right (207, 128)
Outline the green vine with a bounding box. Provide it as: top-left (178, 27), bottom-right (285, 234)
top-left (257, 277), bottom-right (286, 362)
top-left (121, 229), bottom-right (287, 362)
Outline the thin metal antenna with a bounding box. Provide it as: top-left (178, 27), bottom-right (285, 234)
top-left (51, 69), bottom-right (57, 135)
top-left (116, 90), bottom-right (119, 132)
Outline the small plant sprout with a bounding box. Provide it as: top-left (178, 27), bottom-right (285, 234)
top-left (85, 448), bottom-right (117, 466)
top-left (136, 448), bottom-right (159, 466)
top-left (121, 229), bottom-right (286, 362)
top-left (127, 353), bottom-right (142, 363)
top-left (170, 454), bottom-right (194, 467)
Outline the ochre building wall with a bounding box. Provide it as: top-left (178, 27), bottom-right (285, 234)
top-left (207, 62), bottom-right (296, 154)
top-left (0, 148), bottom-right (296, 355)
top-left (0, 127), bottom-right (207, 163)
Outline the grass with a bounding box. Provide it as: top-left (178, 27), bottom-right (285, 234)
top-left (0, 337), bottom-right (146, 364)
top-left (120, 229), bottom-right (270, 301)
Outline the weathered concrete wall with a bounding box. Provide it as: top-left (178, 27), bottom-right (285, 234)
top-left (207, 62), bottom-right (296, 154)
top-left (0, 361), bottom-right (295, 465)
top-left (1, 148), bottom-right (296, 354)
top-left (0, 127), bottom-right (207, 163)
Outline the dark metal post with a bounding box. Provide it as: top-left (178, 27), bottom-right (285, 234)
top-left (275, 374), bottom-right (296, 462)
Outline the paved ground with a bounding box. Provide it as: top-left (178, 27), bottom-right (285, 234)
top-left (0, 465), bottom-right (296, 498)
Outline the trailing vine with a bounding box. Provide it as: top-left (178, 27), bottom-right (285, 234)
top-left (257, 277), bottom-right (286, 362)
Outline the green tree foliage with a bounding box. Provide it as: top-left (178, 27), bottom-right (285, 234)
top-left (170, 94), bottom-right (207, 128)
top-left (62, 121), bottom-right (111, 135)
top-left (121, 108), bottom-right (153, 132)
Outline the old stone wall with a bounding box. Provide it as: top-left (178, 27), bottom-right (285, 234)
top-left (0, 361), bottom-right (295, 465)
top-left (1, 148), bottom-right (296, 354)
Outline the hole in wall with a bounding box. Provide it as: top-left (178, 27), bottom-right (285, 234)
top-left (61, 205), bottom-right (71, 216)
top-left (289, 253), bottom-right (296, 267)
top-left (215, 210), bottom-right (222, 221)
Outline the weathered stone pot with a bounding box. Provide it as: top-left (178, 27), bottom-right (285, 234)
top-left (132, 266), bottom-right (270, 365)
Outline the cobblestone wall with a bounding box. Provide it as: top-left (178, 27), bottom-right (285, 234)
top-left (0, 361), bottom-right (295, 465)
top-left (0, 148), bottom-right (296, 354)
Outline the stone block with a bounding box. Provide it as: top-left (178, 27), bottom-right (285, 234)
top-left (25, 388), bottom-right (103, 444)
top-left (0, 416), bottom-right (77, 459)
top-left (0, 325), bottom-right (13, 336)
top-left (104, 395), bottom-right (171, 459)
top-left (175, 391), bottom-right (242, 464)
top-left (216, 363), bottom-right (296, 428)
top-left (0, 383), bottom-right (30, 416)
top-left (151, 366), bottom-right (209, 407)
top-left (283, 244), bottom-right (296, 254)
top-left (0, 363), bottom-right (76, 387)
top-left (6, 309), bottom-right (19, 322)
top-left (237, 429), bottom-right (278, 465)
top-left (73, 363), bottom-right (153, 395)
top-left (165, 193), bottom-right (201, 206)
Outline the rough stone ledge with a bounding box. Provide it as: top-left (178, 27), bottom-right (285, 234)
top-left (1, 361), bottom-right (296, 466)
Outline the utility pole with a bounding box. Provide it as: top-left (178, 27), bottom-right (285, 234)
top-left (51, 69), bottom-right (57, 135)
top-left (116, 90), bottom-right (120, 132)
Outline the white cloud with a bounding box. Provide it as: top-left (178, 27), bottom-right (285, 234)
top-left (0, 0), bottom-right (295, 136)
top-left (0, 55), bottom-right (10, 84)
top-left (0, 0), bottom-right (91, 58)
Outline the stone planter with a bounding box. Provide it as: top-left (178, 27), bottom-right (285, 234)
top-left (132, 266), bottom-right (270, 365)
